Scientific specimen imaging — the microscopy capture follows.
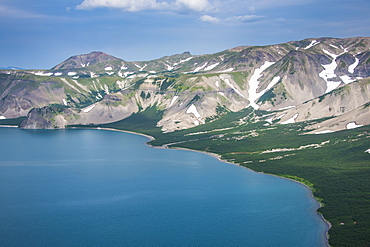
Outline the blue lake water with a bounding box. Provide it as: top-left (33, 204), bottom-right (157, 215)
top-left (0, 127), bottom-right (329, 246)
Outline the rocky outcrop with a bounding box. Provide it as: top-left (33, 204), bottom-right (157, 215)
top-left (19, 106), bottom-right (76, 129)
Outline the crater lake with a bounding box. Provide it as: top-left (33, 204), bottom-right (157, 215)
top-left (0, 127), bottom-right (329, 246)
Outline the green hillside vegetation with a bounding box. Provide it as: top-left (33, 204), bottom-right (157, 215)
top-left (93, 106), bottom-right (370, 247)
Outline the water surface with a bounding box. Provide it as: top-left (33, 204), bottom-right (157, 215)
top-left (0, 128), bottom-right (328, 246)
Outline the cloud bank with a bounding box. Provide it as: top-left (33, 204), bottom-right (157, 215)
top-left (75, 0), bottom-right (316, 25)
top-left (200, 14), bottom-right (263, 24)
top-left (76, 0), bottom-right (213, 12)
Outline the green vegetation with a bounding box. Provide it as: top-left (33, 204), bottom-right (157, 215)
top-left (160, 78), bottom-right (175, 91)
top-left (257, 88), bottom-right (276, 104)
top-left (0, 117), bottom-right (26, 126)
top-left (98, 106), bottom-right (164, 137)
top-left (90, 106), bottom-right (370, 247)
top-left (231, 72), bottom-right (249, 89)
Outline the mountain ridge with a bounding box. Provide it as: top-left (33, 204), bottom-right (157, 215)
top-left (0, 36), bottom-right (369, 133)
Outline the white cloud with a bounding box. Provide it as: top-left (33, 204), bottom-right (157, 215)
top-left (200, 14), bottom-right (263, 24)
top-left (76, 0), bottom-right (213, 12)
top-left (226, 15), bottom-right (263, 22)
top-left (200, 15), bottom-right (221, 23)
top-left (175, 0), bottom-right (212, 12)
top-left (76, 0), bottom-right (164, 11)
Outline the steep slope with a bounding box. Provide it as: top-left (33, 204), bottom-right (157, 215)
top-left (260, 77), bottom-right (370, 130)
top-left (1, 36), bottom-right (369, 132)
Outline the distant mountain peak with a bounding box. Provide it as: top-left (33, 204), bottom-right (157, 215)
top-left (52, 51), bottom-right (122, 70)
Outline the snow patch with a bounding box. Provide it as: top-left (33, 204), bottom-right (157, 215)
top-left (280, 113), bottom-right (299, 124)
top-left (248, 61), bottom-right (275, 109)
top-left (340, 45), bottom-right (349, 53)
top-left (323, 49), bottom-right (338, 59)
top-left (104, 84), bottom-right (110, 94)
top-left (121, 65), bottom-right (128, 70)
top-left (276, 113), bottom-right (286, 120)
top-left (106, 72), bottom-right (114, 75)
top-left (263, 76), bottom-right (280, 93)
top-left (68, 72), bottom-right (77, 76)
top-left (278, 105), bottom-right (296, 111)
top-left (83, 104), bottom-right (96, 113)
top-left (62, 99), bottom-right (68, 106)
top-left (304, 40), bottom-right (320, 50)
top-left (135, 64), bottom-right (147, 71)
top-left (319, 49), bottom-right (341, 93)
top-left (123, 72), bottom-right (134, 77)
top-left (220, 68), bottom-right (234, 73)
top-left (54, 72), bottom-right (62, 76)
top-left (166, 64), bottom-right (174, 71)
top-left (174, 57), bottom-right (193, 66)
top-left (90, 72), bottom-right (99, 78)
top-left (348, 57), bottom-right (359, 73)
top-left (186, 104), bottom-right (201, 118)
top-left (325, 81), bottom-right (342, 93)
top-left (105, 67), bottom-right (113, 71)
top-left (265, 118), bottom-right (273, 124)
top-left (329, 44), bottom-right (339, 49)
top-left (33, 71), bottom-right (53, 76)
top-left (169, 96), bottom-right (179, 107)
top-left (0, 116), bottom-right (6, 119)
top-left (365, 149), bottom-right (370, 154)
top-left (340, 75), bottom-right (356, 84)
top-left (204, 63), bottom-right (219, 71)
top-left (116, 80), bottom-right (126, 89)
top-left (215, 81), bottom-right (219, 88)
top-left (346, 122), bottom-right (363, 129)
top-left (315, 130), bottom-right (335, 134)
top-left (193, 62), bottom-right (208, 72)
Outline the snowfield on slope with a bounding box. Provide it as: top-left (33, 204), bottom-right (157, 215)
top-left (248, 61), bottom-right (275, 109)
top-left (319, 49), bottom-right (341, 93)
top-left (186, 104), bottom-right (201, 118)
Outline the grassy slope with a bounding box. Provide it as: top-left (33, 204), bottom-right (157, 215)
top-left (96, 107), bottom-right (370, 247)
top-left (0, 117), bottom-right (26, 126)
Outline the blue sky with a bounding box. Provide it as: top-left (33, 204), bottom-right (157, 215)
top-left (1, 0), bottom-right (369, 69)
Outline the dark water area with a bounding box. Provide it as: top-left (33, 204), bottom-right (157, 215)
top-left (0, 128), bottom-right (328, 246)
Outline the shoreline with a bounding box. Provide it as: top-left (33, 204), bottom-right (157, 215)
top-left (83, 126), bottom-right (332, 245)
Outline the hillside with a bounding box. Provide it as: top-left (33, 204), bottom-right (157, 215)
top-left (0, 37), bottom-right (369, 133)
